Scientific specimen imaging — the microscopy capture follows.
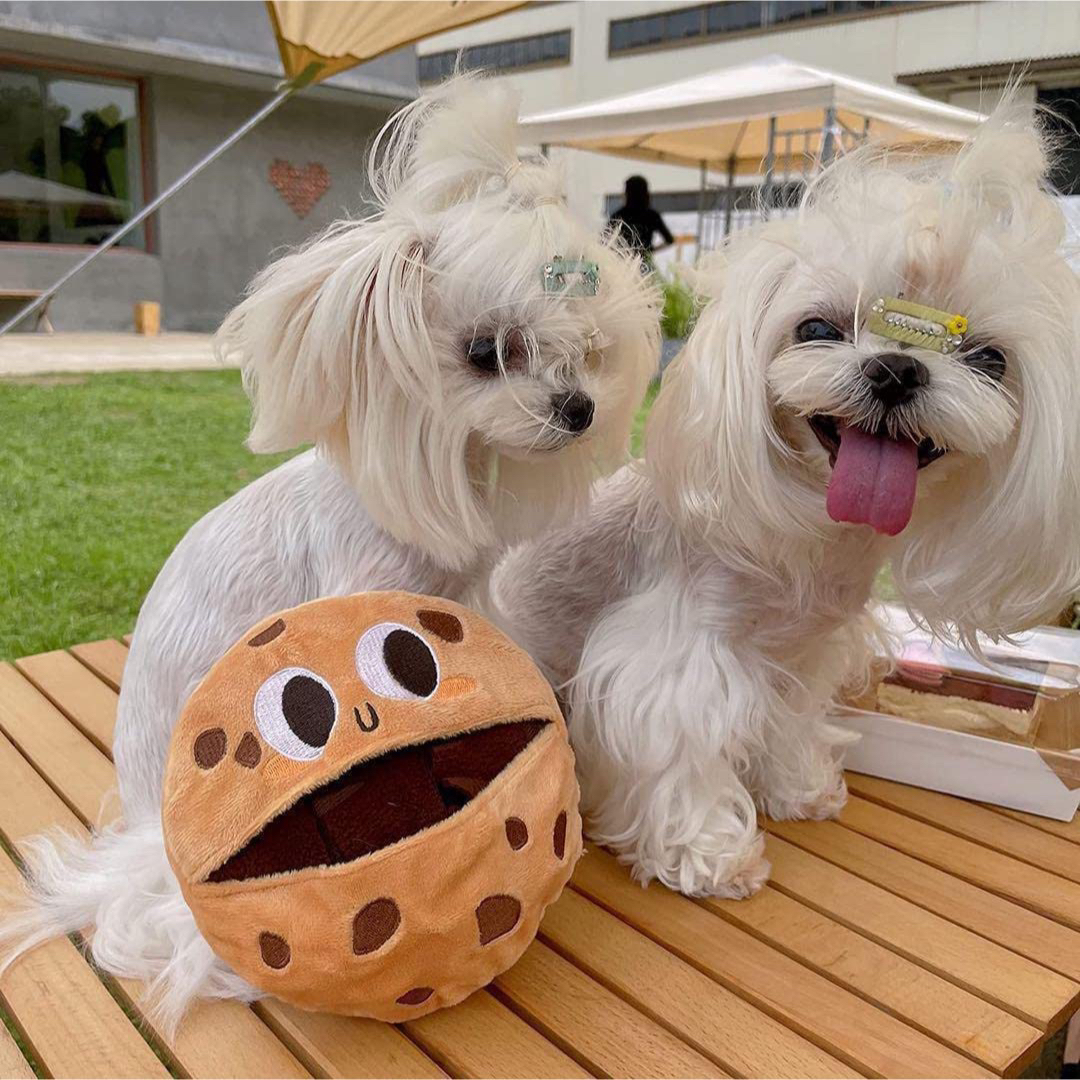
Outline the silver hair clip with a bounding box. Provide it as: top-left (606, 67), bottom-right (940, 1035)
top-left (542, 256), bottom-right (600, 297)
top-left (867, 296), bottom-right (968, 354)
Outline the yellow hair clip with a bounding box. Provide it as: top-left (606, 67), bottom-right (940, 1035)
top-left (867, 297), bottom-right (968, 354)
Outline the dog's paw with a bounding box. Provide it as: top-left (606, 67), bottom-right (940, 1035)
top-left (764, 772), bottom-right (848, 822)
top-left (632, 830), bottom-right (770, 899)
top-left (707, 846), bottom-right (772, 899)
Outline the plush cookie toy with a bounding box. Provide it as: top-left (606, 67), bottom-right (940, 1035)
top-left (162, 591), bottom-right (581, 1019)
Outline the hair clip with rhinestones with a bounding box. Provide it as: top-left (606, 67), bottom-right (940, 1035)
top-left (867, 297), bottom-right (968, 354)
top-left (542, 257), bottom-right (600, 298)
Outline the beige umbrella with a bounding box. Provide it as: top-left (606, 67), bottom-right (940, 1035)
top-left (3, 0), bottom-right (525, 333)
top-left (268, 1), bottom-right (524, 84)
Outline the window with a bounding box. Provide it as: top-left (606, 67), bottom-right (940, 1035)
top-left (418, 30), bottom-right (571, 82)
top-left (610, 1), bottom-right (901, 55)
top-left (1037, 86), bottom-right (1080, 196)
top-left (0, 62), bottom-right (144, 246)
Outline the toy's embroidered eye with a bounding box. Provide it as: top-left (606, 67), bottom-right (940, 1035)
top-left (796, 318), bottom-right (844, 343)
top-left (466, 336), bottom-right (500, 374)
top-left (963, 345), bottom-right (1006, 382)
top-left (356, 622), bottom-right (440, 699)
top-left (254, 667), bottom-right (338, 761)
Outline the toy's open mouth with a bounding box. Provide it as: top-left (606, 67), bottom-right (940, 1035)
top-left (807, 415), bottom-right (946, 537)
top-left (206, 718), bottom-right (550, 884)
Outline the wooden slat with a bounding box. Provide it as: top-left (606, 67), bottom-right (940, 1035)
top-left (542, 885), bottom-right (859, 1079)
top-left (114, 981), bottom-right (310, 1080)
top-left (572, 849), bottom-right (992, 1079)
top-left (766, 834), bottom-right (1080, 1031)
top-left (985, 804), bottom-right (1080, 846)
top-left (0, 725), bottom-right (86, 838)
top-left (768, 817), bottom-right (1080, 980)
top-left (495, 939), bottom-right (726, 1078)
top-left (840, 796), bottom-right (1080, 928)
top-left (703, 876), bottom-right (1041, 1075)
top-left (0, 1021), bottom-right (34, 1079)
top-left (0, 664), bottom-right (116, 826)
top-left (404, 991), bottom-right (591, 1079)
top-left (15, 650), bottom-right (117, 756)
top-left (69, 639), bottom-right (127, 692)
top-left (0, 853), bottom-right (170, 1079)
top-left (255, 1001), bottom-right (447, 1079)
top-left (0, 728), bottom-right (311, 1079)
top-left (848, 774), bottom-right (1080, 884)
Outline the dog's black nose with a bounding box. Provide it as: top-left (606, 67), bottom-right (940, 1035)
top-left (861, 352), bottom-right (929, 408)
top-left (552, 391), bottom-right (594, 434)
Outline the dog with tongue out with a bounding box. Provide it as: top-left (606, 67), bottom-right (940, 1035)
top-left (492, 96), bottom-right (1080, 899)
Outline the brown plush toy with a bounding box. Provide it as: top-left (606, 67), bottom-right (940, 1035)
top-left (162, 591), bottom-right (581, 1020)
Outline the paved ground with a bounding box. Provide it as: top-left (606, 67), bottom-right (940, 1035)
top-left (0, 332), bottom-right (224, 377)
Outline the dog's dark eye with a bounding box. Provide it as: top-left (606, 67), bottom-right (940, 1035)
top-left (796, 318), bottom-right (844, 343)
top-left (962, 345), bottom-right (1007, 382)
top-left (467, 336), bottom-right (500, 374)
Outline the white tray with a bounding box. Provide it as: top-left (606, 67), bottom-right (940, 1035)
top-left (833, 704), bottom-right (1080, 822)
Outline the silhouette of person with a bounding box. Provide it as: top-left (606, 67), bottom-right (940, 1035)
top-left (608, 175), bottom-right (673, 262)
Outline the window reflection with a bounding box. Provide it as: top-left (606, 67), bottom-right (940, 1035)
top-left (0, 64), bottom-right (143, 246)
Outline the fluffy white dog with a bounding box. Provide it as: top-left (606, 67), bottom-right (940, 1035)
top-left (0, 77), bottom-right (657, 1022)
top-left (493, 103), bottom-right (1080, 898)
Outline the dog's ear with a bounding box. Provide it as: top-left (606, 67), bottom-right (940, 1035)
top-left (646, 236), bottom-right (812, 560)
top-left (892, 270), bottom-right (1080, 647)
top-left (218, 218), bottom-right (432, 456)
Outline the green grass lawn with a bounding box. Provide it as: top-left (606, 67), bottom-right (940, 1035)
top-left (0, 370), bottom-right (299, 661)
top-left (1, 371), bottom-right (660, 663)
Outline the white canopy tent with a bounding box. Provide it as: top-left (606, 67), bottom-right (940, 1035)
top-left (520, 56), bottom-right (983, 247)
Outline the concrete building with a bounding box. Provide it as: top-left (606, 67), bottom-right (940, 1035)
top-left (0, 2), bottom-right (414, 330)
top-left (419, 1), bottom-right (1080, 244)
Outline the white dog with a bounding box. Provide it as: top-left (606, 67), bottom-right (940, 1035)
top-left (493, 102), bottom-right (1080, 898)
top-left (1, 77), bottom-right (658, 1022)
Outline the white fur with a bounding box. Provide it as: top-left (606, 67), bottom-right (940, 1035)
top-left (1, 76), bottom-right (659, 1028)
top-left (492, 101), bottom-right (1080, 898)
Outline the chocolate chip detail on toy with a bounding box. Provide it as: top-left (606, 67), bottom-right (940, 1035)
top-left (383, 629), bottom-right (438, 697)
top-left (248, 618), bottom-right (286, 647)
top-left (417, 609), bottom-right (464, 643)
top-left (259, 931), bottom-right (291, 969)
top-left (553, 811), bottom-right (568, 859)
top-left (397, 986), bottom-right (434, 1006)
top-left (505, 817), bottom-right (528, 850)
top-left (476, 895), bottom-right (521, 945)
top-left (193, 728), bottom-right (227, 769)
top-left (353, 897), bottom-right (402, 955)
top-left (281, 673), bottom-right (336, 748)
top-left (234, 731), bottom-right (262, 769)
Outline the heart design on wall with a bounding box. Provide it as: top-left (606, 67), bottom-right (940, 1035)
top-left (269, 160), bottom-right (331, 219)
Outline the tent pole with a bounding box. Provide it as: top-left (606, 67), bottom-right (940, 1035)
top-left (0, 74), bottom-right (310, 336)
top-left (762, 115), bottom-right (777, 220)
top-left (820, 105), bottom-right (838, 167)
top-left (723, 151), bottom-right (736, 238)
top-left (696, 159), bottom-right (707, 257)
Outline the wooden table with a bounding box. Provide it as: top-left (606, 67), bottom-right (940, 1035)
top-left (1, 637), bottom-right (1078, 1079)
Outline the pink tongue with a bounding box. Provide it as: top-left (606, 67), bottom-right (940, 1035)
top-left (826, 423), bottom-right (919, 536)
